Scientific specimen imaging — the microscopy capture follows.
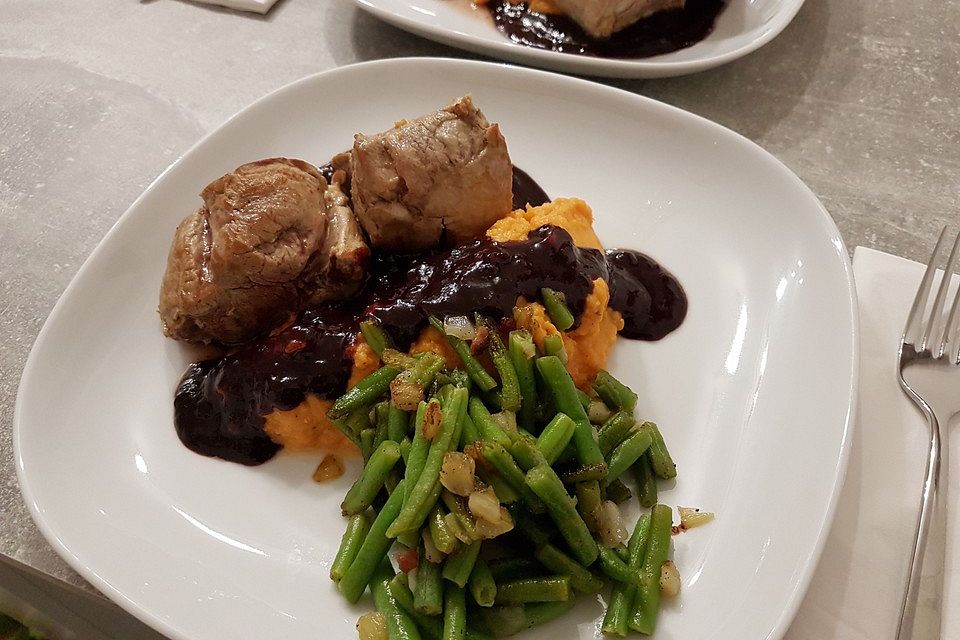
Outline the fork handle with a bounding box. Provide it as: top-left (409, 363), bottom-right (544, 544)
top-left (895, 409), bottom-right (943, 640)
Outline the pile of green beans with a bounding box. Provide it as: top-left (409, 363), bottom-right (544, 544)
top-left (328, 318), bottom-right (681, 638)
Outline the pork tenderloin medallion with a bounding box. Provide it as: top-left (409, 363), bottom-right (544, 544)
top-left (350, 95), bottom-right (514, 251)
top-left (552, 0), bottom-right (686, 39)
top-left (159, 158), bottom-right (368, 344)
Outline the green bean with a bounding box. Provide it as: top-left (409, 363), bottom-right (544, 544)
top-left (574, 480), bottom-right (602, 533)
top-left (605, 478), bottom-right (632, 505)
top-left (601, 513), bottom-right (650, 636)
top-left (536, 413), bottom-right (576, 464)
top-left (398, 529), bottom-right (421, 551)
top-left (522, 600), bottom-right (576, 627)
top-left (481, 389), bottom-right (503, 412)
top-left (477, 600), bottom-right (575, 636)
top-left (478, 467), bottom-right (519, 504)
top-left (559, 464), bottom-right (608, 485)
top-left (383, 348), bottom-right (419, 370)
top-left (400, 437), bottom-right (413, 463)
top-left (389, 575), bottom-right (444, 640)
top-left (329, 365), bottom-right (400, 419)
top-left (404, 401), bottom-right (433, 503)
top-left (330, 512), bottom-right (372, 582)
top-left (442, 491), bottom-right (480, 542)
top-left (415, 557), bottom-right (444, 616)
top-left (629, 504), bottom-right (673, 633)
top-left (479, 440), bottom-right (544, 512)
top-left (613, 544), bottom-right (630, 562)
top-left (525, 464), bottom-right (598, 566)
top-left (602, 581), bottom-right (633, 636)
top-left (342, 440), bottom-right (402, 516)
top-left (509, 435), bottom-right (547, 472)
top-left (553, 443), bottom-right (577, 465)
top-left (388, 386), bottom-right (466, 536)
top-left (331, 415), bottom-right (363, 449)
top-left (508, 330), bottom-right (538, 432)
top-left (484, 328), bottom-right (521, 412)
top-left (487, 557), bottom-right (544, 582)
top-left (443, 540), bottom-right (481, 588)
top-left (632, 454), bottom-right (657, 508)
top-left (597, 546), bottom-right (636, 585)
top-left (468, 398), bottom-right (512, 448)
top-left (535, 357), bottom-right (604, 468)
top-left (429, 506), bottom-right (458, 555)
top-left (443, 512), bottom-right (471, 544)
top-left (468, 557), bottom-right (497, 607)
top-left (542, 334), bottom-right (568, 363)
top-left (641, 422), bottom-right (677, 480)
top-left (361, 428), bottom-right (376, 462)
top-left (540, 288), bottom-right (575, 331)
top-left (534, 544), bottom-right (604, 594)
top-left (449, 368), bottom-right (472, 390)
top-left (337, 405), bottom-right (373, 436)
top-left (606, 429), bottom-right (653, 483)
top-left (372, 560), bottom-right (423, 640)
top-left (461, 414), bottom-right (481, 448)
top-left (443, 584), bottom-right (467, 640)
top-left (339, 479), bottom-right (407, 603)
top-left (429, 316), bottom-right (497, 392)
top-left (391, 355), bottom-right (445, 411)
top-left (373, 402), bottom-right (390, 451)
top-left (386, 469), bottom-right (404, 494)
top-left (360, 320), bottom-right (391, 357)
top-left (494, 576), bottom-right (571, 604)
top-left (513, 513), bottom-right (552, 546)
top-left (597, 412), bottom-right (636, 457)
top-left (388, 404), bottom-right (408, 442)
top-left (592, 370), bottom-right (638, 413)
top-left (576, 388), bottom-right (592, 411)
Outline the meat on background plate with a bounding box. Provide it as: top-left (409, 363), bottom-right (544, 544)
top-left (552, 0), bottom-right (686, 38)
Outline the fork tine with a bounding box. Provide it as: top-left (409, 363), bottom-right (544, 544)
top-left (905, 227), bottom-right (948, 346)
top-left (946, 274), bottom-right (960, 363)
top-left (924, 229), bottom-right (960, 355)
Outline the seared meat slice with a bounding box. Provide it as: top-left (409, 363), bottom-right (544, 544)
top-left (552, 0), bottom-right (685, 38)
top-left (301, 172), bottom-right (370, 303)
top-left (159, 158), bottom-right (369, 344)
top-left (350, 95), bottom-right (513, 251)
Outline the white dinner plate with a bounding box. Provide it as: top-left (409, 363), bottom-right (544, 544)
top-left (352, 0), bottom-right (806, 78)
top-left (15, 58), bottom-right (856, 640)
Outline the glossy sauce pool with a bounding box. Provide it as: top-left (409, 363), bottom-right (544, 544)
top-left (174, 167), bottom-right (687, 465)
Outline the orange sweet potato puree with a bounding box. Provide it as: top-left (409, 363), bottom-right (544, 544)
top-left (489, 199), bottom-right (623, 389)
top-left (264, 198), bottom-right (621, 452)
top-left (261, 339), bottom-right (380, 454)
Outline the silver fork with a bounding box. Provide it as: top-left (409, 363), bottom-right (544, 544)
top-left (896, 227), bottom-right (960, 639)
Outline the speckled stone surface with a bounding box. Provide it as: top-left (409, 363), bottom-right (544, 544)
top-left (1, 0), bottom-right (957, 633)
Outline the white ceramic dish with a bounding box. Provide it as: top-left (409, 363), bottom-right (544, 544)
top-left (352, 0), bottom-right (806, 78)
top-left (15, 58), bottom-right (856, 640)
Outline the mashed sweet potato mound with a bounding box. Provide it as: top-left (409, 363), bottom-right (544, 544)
top-left (488, 198), bottom-right (623, 389)
top-left (264, 197), bottom-right (622, 453)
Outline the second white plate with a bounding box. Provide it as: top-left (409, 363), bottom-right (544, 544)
top-left (352, 0), bottom-right (806, 78)
top-left (16, 58), bottom-right (855, 640)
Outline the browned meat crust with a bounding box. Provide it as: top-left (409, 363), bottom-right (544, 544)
top-left (350, 95), bottom-right (513, 251)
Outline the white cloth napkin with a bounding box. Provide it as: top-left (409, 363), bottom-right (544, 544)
top-left (785, 246), bottom-right (956, 639)
top-left (188, 0), bottom-right (279, 14)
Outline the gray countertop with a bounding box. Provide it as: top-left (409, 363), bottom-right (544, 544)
top-left (1, 0), bottom-right (957, 634)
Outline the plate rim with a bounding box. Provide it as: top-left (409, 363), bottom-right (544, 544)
top-left (351, 0), bottom-right (808, 79)
top-left (14, 56), bottom-right (858, 640)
